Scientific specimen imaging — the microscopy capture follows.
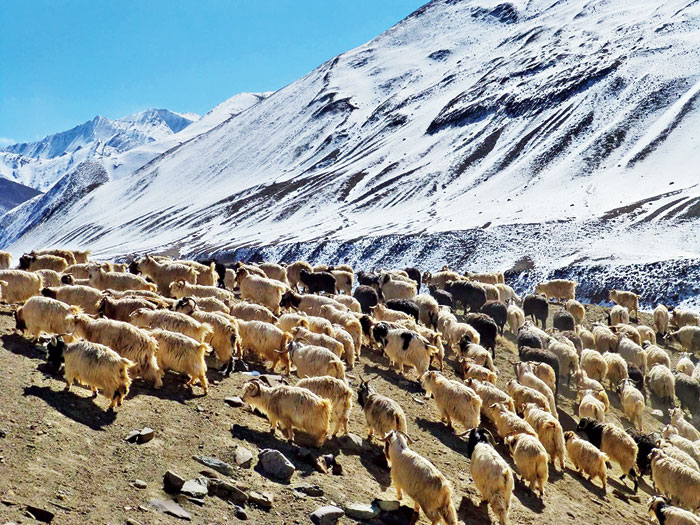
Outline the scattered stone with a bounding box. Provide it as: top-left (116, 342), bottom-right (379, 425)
top-left (248, 491), bottom-right (273, 509)
top-left (224, 396), bottom-right (244, 408)
top-left (338, 433), bottom-right (365, 454)
top-left (294, 484), bottom-right (324, 497)
top-left (310, 505), bottom-right (344, 525)
top-left (126, 519), bottom-right (142, 525)
top-left (195, 405), bottom-right (204, 413)
top-left (188, 497), bottom-right (205, 506)
top-left (163, 471), bottom-right (185, 494)
top-left (181, 479), bottom-right (208, 499)
top-left (234, 505), bottom-right (248, 520)
top-left (258, 449), bottom-right (295, 481)
top-left (131, 480), bottom-right (147, 490)
top-left (232, 445), bottom-right (254, 468)
top-left (192, 455), bottom-right (234, 476)
top-left (0, 428), bottom-right (7, 438)
top-left (138, 428), bottom-right (154, 444)
top-left (25, 505), bottom-right (55, 523)
top-left (374, 499), bottom-right (400, 512)
top-left (345, 502), bottom-right (380, 520)
top-left (149, 499), bottom-right (191, 521)
top-left (124, 430), bottom-right (140, 443)
top-left (207, 479), bottom-right (248, 505)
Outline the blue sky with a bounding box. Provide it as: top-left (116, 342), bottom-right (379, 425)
top-left (0, 0), bottom-right (426, 144)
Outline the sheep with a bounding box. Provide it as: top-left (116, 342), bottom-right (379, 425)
top-left (299, 269), bottom-right (336, 295)
top-left (41, 285), bottom-right (102, 315)
top-left (412, 293), bottom-right (440, 329)
top-left (553, 310), bottom-right (575, 332)
top-left (0, 251), bottom-right (11, 270)
top-left (330, 269), bottom-right (353, 295)
top-left (72, 315), bottom-right (163, 387)
top-left (666, 326), bottom-right (700, 353)
top-left (241, 380), bottom-right (330, 447)
top-left (479, 301), bottom-right (508, 335)
top-left (506, 380), bottom-right (551, 415)
top-left (517, 346), bottom-right (560, 395)
top-left (516, 322), bottom-right (546, 350)
top-left (296, 376), bottom-right (352, 437)
top-left (465, 313), bottom-right (498, 356)
top-left (135, 255), bottom-right (197, 295)
top-left (63, 262), bottom-right (103, 280)
top-left (282, 341), bottom-right (345, 380)
top-left (374, 324), bottom-right (438, 379)
top-left (286, 261), bottom-right (313, 292)
top-left (549, 340), bottom-right (579, 384)
top-left (580, 349), bottom-right (608, 384)
top-left (421, 371), bottom-right (481, 432)
top-left (617, 336), bottom-right (647, 374)
top-left (575, 325), bottom-right (596, 350)
top-left (669, 408), bottom-right (700, 441)
top-left (523, 294), bottom-right (548, 328)
top-left (647, 496), bottom-right (700, 525)
top-left (332, 294), bottom-right (361, 313)
top-left (507, 304), bottom-right (525, 334)
top-left (357, 377), bottom-right (407, 440)
top-left (609, 289), bottom-right (640, 321)
top-left (446, 320), bottom-right (481, 351)
top-left (611, 323), bottom-right (642, 345)
top-left (149, 329), bottom-right (209, 394)
top-left (352, 285), bottom-right (379, 314)
top-left (380, 274), bottom-right (417, 301)
top-left (236, 268), bottom-right (288, 316)
top-left (460, 358), bottom-right (497, 384)
top-left (573, 370), bottom-right (603, 397)
top-left (504, 432), bottom-right (548, 498)
top-left (444, 280), bottom-right (486, 312)
top-left (46, 338), bottom-right (134, 410)
top-left (646, 364), bottom-right (676, 404)
top-left (662, 425), bottom-right (700, 466)
top-left (462, 342), bottom-right (497, 372)
top-left (564, 431), bottom-right (608, 491)
top-left (98, 295), bottom-right (155, 322)
top-left (88, 267), bottom-right (155, 293)
top-left (576, 418), bottom-right (639, 491)
top-left (31, 248), bottom-right (78, 265)
top-left (428, 285), bottom-right (454, 309)
top-left (465, 271), bottom-right (502, 285)
top-left (657, 441), bottom-right (700, 471)
top-left (617, 379), bottom-right (645, 431)
top-left (170, 280), bottom-right (232, 303)
top-left (654, 304), bottom-right (670, 336)
top-left (638, 325), bottom-right (657, 345)
top-left (649, 449), bottom-right (700, 511)
top-left (628, 364), bottom-right (646, 396)
top-left (318, 304), bottom-right (362, 351)
top-left (34, 269), bottom-right (62, 288)
top-left (674, 373), bottom-right (700, 415)
top-left (522, 403), bottom-right (565, 470)
top-left (331, 324), bottom-right (356, 369)
top-left (592, 323), bottom-right (619, 353)
top-left (19, 253), bottom-right (68, 273)
top-left (380, 431), bottom-right (458, 524)
top-left (176, 260), bottom-right (217, 286)
top-left (229, 301), bottom-right (277, 324)
top-left (236, 319), bottom-right (291, 374)
top-left (645, 342), bottom-right (672, 369)
top-left (188, 310), bottom-right (240, 375)
top-left (291, 326), bottom-right (344, 359)
top-left (0, 269), bottom-right (43, 303)
top-left (306, 315), bottom-right (335, 336)
top-left (257, 262), bottom-right (289, 286)
top-left (578, 390), bottom-right (606, 422)
top-left (464, 428), bottom-right (513, 525)
top-left (535, 279), bottom-right (576, 302)
top-left (129, 308), bottom-right (212, 342)
top-left (496, 283), bottom-right (521, 305)
top-left (563, 299), bottom-right (585, 325)
top-left (608, 304), bottom-right (630, 326)
top-left (279, 290), bottom-right (347, 316)
top-left (422, 270), bottom-right (462, 290)
top-left (384, 298), bottom-right (419, 322)
top-left (15, 296), bottom-right (79, 339)
top-left (480, 283), bottom-right (501, 302)
top-left (670, 308), bottom-right (700, 329)
top-left (372, 302), bottom-right (414, 323)
top-left (515, 362), bottom-right (556, 414)
top-left (677, 354), bottom-right (695, 376)
top-left (528, 362), bottom-right (557, 397)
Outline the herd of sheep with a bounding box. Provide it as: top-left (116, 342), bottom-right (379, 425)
top-left (2, 249), bottom-right (700, 524)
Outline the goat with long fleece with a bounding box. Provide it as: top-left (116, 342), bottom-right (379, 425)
top-left (297, 376), bottom-right (352, 437)
top-left (647, 496), bottom-right (700, 525)
top-left (0, 269), bottom-right (43, 303)
top-left (358, 377), bottom-right (407, 441)
top-left (130, 308), bottom-right (213, 343)
top-left (241, 379), bottom-right (330, 447)
top-left (136, 255), bottom-right (197, 295)
top-left (15, 296), bottom-right (79, 338)
top-left (421, 371), bottom-right (481, 433)
top-left (236, 267), bottom-right (288, 316)
top-left (281, 341), bottom-right (345, 381)
top-left (381, 431), bottom-right (457, 524)
top-left (149, 329), bottom-right (209, 394)
top-left (88, 267), bottom-right (155, 292)
top-left (46, 337), bottom-right (134, 410)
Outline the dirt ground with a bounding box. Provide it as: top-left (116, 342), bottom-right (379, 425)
top-left (0, 301), bottom-right (695, 524)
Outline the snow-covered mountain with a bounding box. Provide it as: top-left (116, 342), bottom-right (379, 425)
top-left (2, 0), bottom-right (700, 305)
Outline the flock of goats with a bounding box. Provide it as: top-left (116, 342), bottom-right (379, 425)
top-left (1, 248), bottom-right (700, 525)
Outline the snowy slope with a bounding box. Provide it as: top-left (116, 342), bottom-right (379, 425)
top-left (0, 179), bottom-right (41, 214)
top-left (0, 109), bottom-right (199, 191)
top-left (2, 0), bottom-right (700, 303)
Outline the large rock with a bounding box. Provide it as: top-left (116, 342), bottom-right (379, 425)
top-left (338, 433), bottom-right (366, 454)
top-left (163, 470), bottom-right (186, 494)
top-left (248, 491), bottom-right (273, 509)
top-left (180, 479), bottom-right (208, 499)
top-left (192, 455), bottom-right (234, 476)
top-left (232, 445), bottom-right (254, 468)
top-left (345, 502), bottom-right (380, 520)
top-left (207, 479), bottom-right (248, 505)
top-left (258, 449), bottom-right (295, 481)
top-left (138, 427), bottom-right (155, 443)
top-left (310, 505), bottom-right (344, 525)
top-left (148, 499), bottom-right (191, 521)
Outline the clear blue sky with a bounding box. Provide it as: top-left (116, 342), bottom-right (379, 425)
top-left (0, 0), bottom-right (426, 144)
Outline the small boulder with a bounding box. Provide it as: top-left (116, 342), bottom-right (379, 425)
top-left (258, 449), bottom-right (295, 481)
top-left (248, 491), bottom-right (273, 509)
top-left (192, 455), bottom-right (234, 476)
top-left (232, 445), bottom-right (254, 468)
top-left (180, 479), bottom-right (208, 499)
top-left (149, 499), bottom-right (191, 521)
top-left (163, 470), bottom-right (185, 494)
top-left (131, 479), bottom-right (147, 490)
top-left (124, 430), bottom-right (140, 443)
top-left (138, 427), bottom-right (154, 444)
top-left (310, 505), bottom-right (344, 525)
top-left (294, 484), bottom-right (324, 497)
top-left (375, 499), bottom-right (400, 512)
top-left (338, 433), bottom-right (365, 454)
top-left (345, 502), bottom-right (380, 520)
top-left (224, 396), bottom-right (244, 408)
top-left (207, 479), bottom-right (248, 505)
